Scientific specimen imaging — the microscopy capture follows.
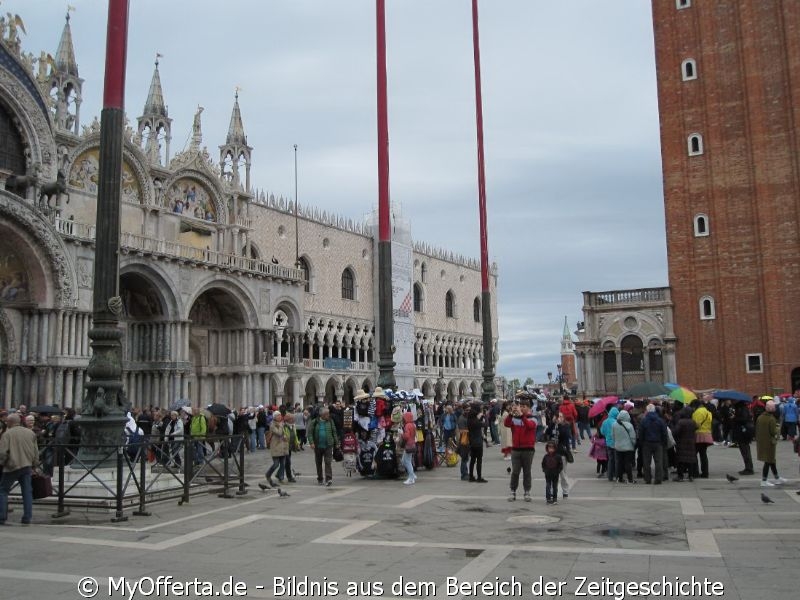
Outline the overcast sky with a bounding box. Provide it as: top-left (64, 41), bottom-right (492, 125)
top-left (14, 1), bottom-right (668, 386)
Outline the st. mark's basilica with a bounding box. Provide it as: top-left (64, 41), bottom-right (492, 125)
top-left (0, 10), bottom-right (498, 409)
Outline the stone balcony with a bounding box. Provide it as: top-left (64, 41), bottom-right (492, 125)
top-left (52, 216), bottom-right (305, 283)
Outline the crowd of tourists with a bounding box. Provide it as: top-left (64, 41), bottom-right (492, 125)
top-left (1, 387), bottom-right (798, 525)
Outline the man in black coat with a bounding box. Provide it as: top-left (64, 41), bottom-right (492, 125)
top-left (732, 401), bottom-right (755, 475)
top-left (639, 404), bottom-right (667, 484)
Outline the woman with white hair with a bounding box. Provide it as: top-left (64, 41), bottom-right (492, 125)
top-left (755, 400), bottom-right (786, 487)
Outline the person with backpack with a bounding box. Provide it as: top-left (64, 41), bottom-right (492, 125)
top-left (124, 411), bottom-right (144, 462)
top-left (189, 408), bottom-right (208, 465)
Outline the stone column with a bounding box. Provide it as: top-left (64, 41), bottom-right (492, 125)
top-left (64, 369), bottom-right (75, 408)
top-left (40, 311), bottom-right (50, 362)
top-left (20, 312), bottom-right (29, 362)
top-left (181, 372), bottom-right (189, 400)
top-left (183, 322), bottom-right (190, 363)
top-left (240, 375), bottom-right (247, 409)
top-left (30, 311), bottom-right (39, 364)
top-left (161, 371), bottom-right (170, 406)
top-left (262, 374), bottom-right (270, 407)
top-left (292, 377), bottom-right (301, 408)
top-left (3, 367), bottom-right (13, 408)
top-left (47, 367), bottom-right (57, 404)
top-left (615, 349), bottom-right (623, 395)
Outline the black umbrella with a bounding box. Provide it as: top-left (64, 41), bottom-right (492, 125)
top-left (623, 381), bottom-right (672, 398)
top-left (207, 403), bottom-right (231, 416)
top-left (29, 405), bottom-right (64, 415)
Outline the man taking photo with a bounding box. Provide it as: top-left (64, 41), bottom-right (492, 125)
top-left (504, 400), bottom-right (537, 502)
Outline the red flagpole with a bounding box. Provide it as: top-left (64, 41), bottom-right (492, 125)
top-left (376, 0), bottom-right (396, 388)
top-left (471, 0), bottom-right (496, 401)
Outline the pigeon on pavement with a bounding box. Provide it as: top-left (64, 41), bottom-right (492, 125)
top-left (726, 474), bottom-right (738, 483)
top-left (761, 493), bottom-right (775, 504)
top-left (277, 488), bottom-right (290, 498)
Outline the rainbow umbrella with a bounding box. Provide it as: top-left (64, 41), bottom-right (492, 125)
top-left (668, 386), bottom-right (697, 404)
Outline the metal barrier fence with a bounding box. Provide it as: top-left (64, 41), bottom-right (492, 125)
top-left (9, 433), bottom-right (248, 522)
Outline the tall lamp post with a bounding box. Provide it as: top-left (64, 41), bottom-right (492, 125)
top-left (556, 364), bottom-right (564, 395)
top-left (77, 0), bottom-right (130, 466)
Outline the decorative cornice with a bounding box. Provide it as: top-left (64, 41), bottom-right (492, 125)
top-left (252, 189), bottom-right (370, 237)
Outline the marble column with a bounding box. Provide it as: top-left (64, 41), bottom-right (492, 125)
top-left (20, 312), bottom-right (29, 362)
top-left (262, 374), bottom-right (270, 407)
top-left (30, 311), bottom-right (39, 364)
top-left (3, 367), bottom-right (13, 408)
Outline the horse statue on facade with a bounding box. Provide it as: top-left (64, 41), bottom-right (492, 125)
top-left (38, 169), bottom-right (69, 210)
top-left (4, 163), bottom-right (40, 199)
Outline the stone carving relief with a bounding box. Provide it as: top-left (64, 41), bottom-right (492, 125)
top-left (77, 257), bottom-right (92, 289)
top-left (260, 288), bottom-right (270, 315)
top-left (0, 306), bottom-right (17, 363)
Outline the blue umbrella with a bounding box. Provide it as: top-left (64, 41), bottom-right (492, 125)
top-left (713, 389), bottom-right (752, 402)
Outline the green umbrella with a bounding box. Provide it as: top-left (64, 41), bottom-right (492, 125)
top-left (624, 381), bottom-right (672, 398)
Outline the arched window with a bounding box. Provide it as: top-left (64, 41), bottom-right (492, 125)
top-left (676, 0), bottom-right (691, 8)
top-left (341, 268), bottom-right (355, 300)
top-left (700, 295), bottom-right (715, 320)
top-left (620, 335), bottom-right (645, 372)
top-left (688, 133), bottom-right (703, 156)
top-left (693, 214), bottom-right (709, 237)
top-left (420, 262), bottom-right (427, 283)
top-left (413, 283), bottom-right (423, 313)
top-left (473, 297), bottom-right (481, 323)
top-left (297, 256), bottom-right (311, 293)
top-left (0, 101), bottom-right (26, 177)
top-left (445, 290), bottom-right (455, 318)
top-left (681, 59), bottom-right (697, 81)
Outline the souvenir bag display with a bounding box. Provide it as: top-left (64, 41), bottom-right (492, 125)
top-left (375, 436), bottom-right (398, 478)
top-left (357, 438), bottom-right (377, 477)
top-left (341, 408), bottom-right (358, 476)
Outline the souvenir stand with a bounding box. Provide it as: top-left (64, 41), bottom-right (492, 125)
top-left (347, 388), bottom-right (436, 478)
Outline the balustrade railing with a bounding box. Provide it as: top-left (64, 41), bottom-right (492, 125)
top-left (52, 217), bottom-right (303, 282)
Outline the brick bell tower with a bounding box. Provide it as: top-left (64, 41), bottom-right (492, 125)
top-left (560, 316), bottom-right (576, 393)
top-left (652, 0), bottom-right (800, 394)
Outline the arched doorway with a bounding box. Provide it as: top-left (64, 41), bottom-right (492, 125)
top-left (120, 271), bottom-right (172, 408)
top-left (188, 287), bottom-right (248, 407)
top-left (620, 334), bottom-right (645, 392)
top-left (791, 367), bottom-right (800, 394)
top-left (324, 377), bottom-right (339, 404)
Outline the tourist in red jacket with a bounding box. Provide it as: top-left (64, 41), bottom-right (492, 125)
top-left (504, 401), bottom-right (537, 502)
top-left (559, 397), bottom-right (578, 449)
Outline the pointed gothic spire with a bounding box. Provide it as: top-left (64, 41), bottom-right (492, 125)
top-left (226, 89), bottom-right (247, 146)
top-left (143, 55), bottom-right (168, 118)
top-left (55, 11), bottom-right (79, 77)
top-left (562, 315), bottom-right (571, 340)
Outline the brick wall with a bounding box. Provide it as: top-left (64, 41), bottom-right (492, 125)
top-left (653, 0), bottom-right (800, 392)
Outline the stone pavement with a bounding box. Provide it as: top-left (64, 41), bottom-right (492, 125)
top-left (1, 436), bottom-right (798, 600)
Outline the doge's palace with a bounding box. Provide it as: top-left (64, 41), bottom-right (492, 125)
top-left (0, 9), bottom-right (498, 410)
